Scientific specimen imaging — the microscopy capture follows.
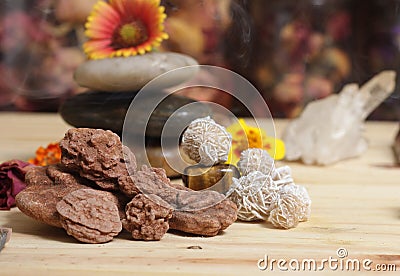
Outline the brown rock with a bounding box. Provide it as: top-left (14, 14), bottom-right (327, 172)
top-left (24, 166), bottom-right (53, 186)
top-left (118, 175), bottom-right (140, 198)
top-left (56, 189), bottom-right (122, 243)
top-left (46, 164), bottom-right (95, 187)
top-left (16, 165), bottom-right (87, 227)
top-left (60, 128), bottom-right (137, 191)
top-left (123, 165), bottom-right (238, 236)
top-left (122, 194), bottom-right (173, 241)
top-left (167, 183), bottom-right (238, 236)
top-left (169, 197), bottom-right (238, 236)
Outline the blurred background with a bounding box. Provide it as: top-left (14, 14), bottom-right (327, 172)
top-left (0, 0), bottom-right (399, 120)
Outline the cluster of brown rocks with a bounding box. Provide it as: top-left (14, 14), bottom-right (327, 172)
top-left (59, 53), bottom-right (211, 177)
top-left (16, 128), bottom-right (237, 243)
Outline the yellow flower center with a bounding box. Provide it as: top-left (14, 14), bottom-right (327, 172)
top-left (246, 129), bottom-right (263, 148)
top-left (112, 21), bottom-right (148, 48)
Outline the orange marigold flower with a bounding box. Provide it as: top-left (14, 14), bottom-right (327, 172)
top-left (83, 0), bottom-right (169, 59)
top-left (28, 142), bottom-right (61, 166)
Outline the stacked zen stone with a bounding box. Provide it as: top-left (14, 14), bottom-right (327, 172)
top-left (60, 52), bottom-right (211, 177)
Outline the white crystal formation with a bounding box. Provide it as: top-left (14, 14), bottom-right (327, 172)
top-left (237, 148), bottom-right (275, 177)
top-left (228, 149), bottom-right (311, 228)
top-left (283, 71), bottom-right (396, 165)
top-left (181, 117), bottom-right (232, 166)
top-left (268, 184), bottom-right (312, 229)
top-left (229, 171), bottom-right (279, 221)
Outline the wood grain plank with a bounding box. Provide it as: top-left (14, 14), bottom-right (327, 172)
top-left (0, 112), bottom-right (399, 275)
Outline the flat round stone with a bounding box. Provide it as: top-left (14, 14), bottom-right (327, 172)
top-left (59, 91), bottom-right (211, 137)
top-left (74, 52), bottom-right (198, 92)
top-left (59, 91), bottom-right (137, 136)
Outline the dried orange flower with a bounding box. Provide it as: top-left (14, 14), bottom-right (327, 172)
top-left (28, 142), bottom-right (61, 166)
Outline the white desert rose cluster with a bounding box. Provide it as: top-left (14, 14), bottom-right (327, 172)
top-left (228, 148), bottom-right (311, 229)
top-left (181, 117), bottom-right (311, 229)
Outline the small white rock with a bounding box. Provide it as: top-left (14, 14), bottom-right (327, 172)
top-left (181, 117), bottom-right (232, 166)
top-left (227, 171), bottom-right (279, 221)
top-left (237, 148), bottom-right (275, 177)
top-left (268, 183), bottom-right (311, 229)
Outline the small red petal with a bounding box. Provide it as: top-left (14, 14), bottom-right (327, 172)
top-left (95, 1), bottom-right (121, 23)
top-left (84, 39), bottom-right (112, 52)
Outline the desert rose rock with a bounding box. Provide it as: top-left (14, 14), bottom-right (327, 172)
top-left (16, 165), bottom-right (88, 227)
top-left (74, 52), bottom-right (198, 92)
top-left (283, 71), bottom-right (396, 165)
top-left (59, 128), bottom-right (136, 190)
top-left (56, 189), bottom-right (122, 243)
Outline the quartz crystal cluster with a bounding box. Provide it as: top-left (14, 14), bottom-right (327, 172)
top-left (228, 148), bottom-right (311, 229)
top-left (283, 71), bottom-right (396, 165)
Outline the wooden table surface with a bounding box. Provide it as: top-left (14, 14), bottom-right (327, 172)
top-left (0, 112), bottom-right (399, 275)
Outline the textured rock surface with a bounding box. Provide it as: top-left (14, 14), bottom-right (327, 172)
top-left (123, 165), bottom-right (238, 236)
top-left (181, 117), bottom-right (232, 166)
top-left (228, 171), bottom-right (278, 221)
top-left (57, 189), bottom-right (122, 243)
top-left (74, 52), bottom-right (198, 92)
top-left (24, 166), bottom-right (54, 186)
top-left (17, 128), bottom-right (238, 242)
top-left (122, 194), bottom-right (173, 241)
top-left (227, 149), bottom-right (311, 228)
top-left (267, 184), bottom-right (311, 229)
top-left (237, 148), bottom-right (275, 177)
top-left (283, 71), bottom-right (396, 165)
top-left (60, 128), bottom-right (136, 190)
top-left (169, 185), bottom-right (238, 236)
top-left (16, 165), bottom-right (87, 227)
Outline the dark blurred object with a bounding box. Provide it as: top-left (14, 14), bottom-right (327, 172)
top-left (228, 0), bottom-right (353, 118)
top-left (351, 0), bottom-right (400, 121)
top-left (394, 124), bottom-right (400, 164)
top-left (1, 0), bottom-right (399, 119)
top-left (159, 0), bottom-right (247, 110)
top-left (225, 0), bottom-right (400, 120)
top-left (0, 228), bottom-right (12, 252)
top-left (59, 91), bottom-right (211, 137)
